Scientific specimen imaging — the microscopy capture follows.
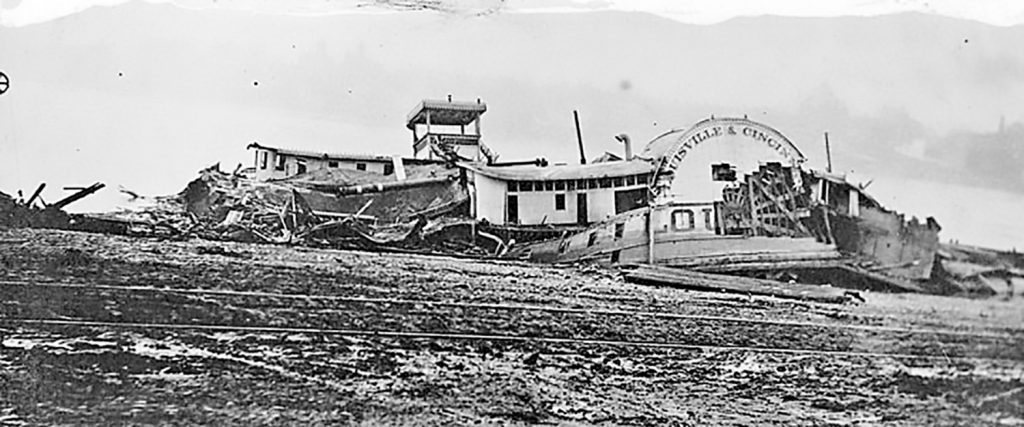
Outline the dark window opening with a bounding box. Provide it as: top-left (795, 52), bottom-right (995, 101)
top-left (555, 194), bottom-right (566, 211)
top-left (625, 175), bottom-right (635, 186)
top-left (614, 223), bottom-right (624, 239)
top-left (566, 181), bottom-right (576, 191)
top-left (356, 163), bottom-right (367, 171)
top-left (577, 179), bottom-right (587, 190)
top-left (507, 182), bottom-right (518, 192)
top-left (328, 161), bottom-right (339, 168)
top-left (507, 195), bottom-right (519, 224)
top-left (610, 250), bottom-right (620, 264)
top-left (260, 152), bottom-right (268, 169)
top-left (587, 232), bottom-right (597, 247)
top-left (577, 193), bottom-right (588, 225)
top-left (703, 208), bottom-right (713, 230)
top-left (544, 181), bottom-right (554, 191)
top-left (520, 181), bottom-right (533, 192)
top-left (599, 178), bottom-right (612, 188)
top-left (712, 163), bottom-right (737, 181)
top-left (296, 161), bottom-right (307, 175)
top-left (275, 154), bottom-right (286, 171)
top-left (612, 177), bottom-right (624, 187)
top-left (555, 181), bottom-right (565, 191)
top-left (636, 174), bottom-right (648, 185)
top-left (588, 179), bottom-right (598, 189)
top-left (384, 163), bottom-right (394, 176)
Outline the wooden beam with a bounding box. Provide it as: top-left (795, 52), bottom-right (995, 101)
top-left (26, 183), bottom-right (45, 207)
top-left (51, 182), bottom-right (105, 210)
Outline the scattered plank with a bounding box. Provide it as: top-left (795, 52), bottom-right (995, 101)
top-left (624, 264), bottom-right (853, 304)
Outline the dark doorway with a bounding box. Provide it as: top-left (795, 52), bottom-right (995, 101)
top-left (614, 188), bottom-right (648, 214)
top-left (296, 162), bottom-right (307, 175)
top-left (577, 193), bottom-right (588, 225)
top-left (506, 195), bottom-right (519, 224)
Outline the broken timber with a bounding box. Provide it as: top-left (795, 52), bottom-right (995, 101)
top-left (624, 264), bottom-right (854, 304)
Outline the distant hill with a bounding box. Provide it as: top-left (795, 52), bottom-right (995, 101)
top-left (1, 4), bottom-right (1023, 204)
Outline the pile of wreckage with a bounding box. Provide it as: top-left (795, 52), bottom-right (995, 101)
top-left (65, 163), bottom-right (516, 258)
top-left (2, 165), bottom-right (1020, 298)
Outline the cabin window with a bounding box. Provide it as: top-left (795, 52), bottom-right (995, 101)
top-left (296, 161), bottom-right (307, 175)
top-left (625, 175), bottom-right (635, 186)
top-left (672, 209), bottom-right (695, 230)
top-left (275, 154), bottom-right (286, 171)
top-left (577, 179), bottom-right (588, 190)
top-left (636, 174), bottom-right (648, 185)
top-left (520, 181), bottom-right (533, 192)
top-left (555, 181), bottom-right (565, 191)
top-left (599, 178), bottom-right (612, 188)
top-left (712, 163), bottom-right (737, 181)
top-left (612, 177), bottom-right (624, 187)
top-left (614, 223), bottom-right (624, 240)
top-left (544, 181), bottom-right (554, 191)
top-left (260, 152), bottom-right (268, 169)
top-left (555, 194), bottom-right (566, 211)
top-left (328, 161), bottom-right (339, 168)
top-left (507, 182), bottom-right (518, 192)
top-left (588, 179), bottom-right (598, 189)
top-left (566, 180), bottom-right (576, 191)
top-left (587, 232), bottom-right (598, 247)
top-left (702, 208), bottom-right (714, 230)
top-left (384, 163), bottom-right (394, 176)
top-left (356, 163), bottom-right (367, 171)
top-left (610, 250), bottom-right (620, 264)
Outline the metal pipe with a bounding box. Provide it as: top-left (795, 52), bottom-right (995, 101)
top-left (574, 110), bottom-right (586, 164)
top-left (615, 133), bottom-right (632, 160)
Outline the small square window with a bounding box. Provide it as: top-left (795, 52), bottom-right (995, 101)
top-left (508, 182), bottom-right (518, 192)
top-left (636, 174), bottom-right (649, 185)
top-left (625, 175), bottom-right (635, 186)
top-left (520, 181), bottom-right (533, 192)
top-left (328, 161), bottom-right (339, 168)
top-left (612, 177), bottom-right (624, 187)
top-left (384, 163), bottom-right (394, 175)
top-left (577, 179), bottom-right (587, 190)
top-left (566, 181), bottom-right (576, 191)
top-left (544, 181), bottom-right (554, 191)
top-left (555, 181), bottom-right (565, 191)
top-left (555, 194), bottom-right (566, 211)
top-left (599, 178), bottom-right (612, 188)
top-left (356, 163), bottom-right (367, 171)
top-left (588, 179), bottom-right (598, 189)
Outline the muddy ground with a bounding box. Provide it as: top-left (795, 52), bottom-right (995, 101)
top-left (1, 228), bottom-right (1022, 426)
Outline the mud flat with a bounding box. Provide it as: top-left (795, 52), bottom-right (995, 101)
top-left (2, 228), bottom-right (1022, 425)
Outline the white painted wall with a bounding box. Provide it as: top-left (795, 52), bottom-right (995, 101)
top-left (472, 172), bottom-right (507, 223)
top-left (470, 171), bottom-right (649, 225)
top-left (668, 134), bottom-right (793, 203)
top-left (251, 149), bottom-right (391, 181)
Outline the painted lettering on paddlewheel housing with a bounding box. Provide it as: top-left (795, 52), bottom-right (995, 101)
top-left (667, 123), bottom-right (800, 170)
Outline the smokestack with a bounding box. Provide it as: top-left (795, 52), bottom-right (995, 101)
top-left (573, 110), bottom-right (586, 165)
top-left (615, 133), bottom-right (632, 160)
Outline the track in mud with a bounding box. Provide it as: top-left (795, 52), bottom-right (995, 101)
top-left (2, 228), bottom-right (1024, 426)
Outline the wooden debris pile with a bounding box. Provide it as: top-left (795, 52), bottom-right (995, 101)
top-left (81, 164), bottom-right (512, 257)
top-left (0, 182), bottom-right (105, 230)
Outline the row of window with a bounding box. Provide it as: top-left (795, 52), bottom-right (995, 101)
top-left (507, 174), bottom-right (650, 193)
top-left (259, 152), bottom-right (395, 175)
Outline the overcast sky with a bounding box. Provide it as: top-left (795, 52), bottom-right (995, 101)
top-left (1, 0), bottom-right (1022, 248)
